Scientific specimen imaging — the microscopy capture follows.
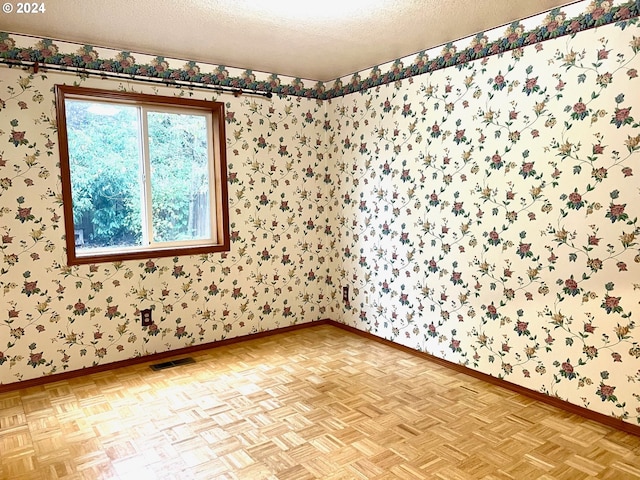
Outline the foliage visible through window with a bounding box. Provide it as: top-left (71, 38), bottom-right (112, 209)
top-left (55, 85), bottom-right (230, 265)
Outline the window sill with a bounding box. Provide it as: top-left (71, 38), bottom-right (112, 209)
top-left (67, 242), bottom-right (230, 266)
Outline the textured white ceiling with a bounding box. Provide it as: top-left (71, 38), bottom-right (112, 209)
top-left (0, 0), bottom-right (575, 82)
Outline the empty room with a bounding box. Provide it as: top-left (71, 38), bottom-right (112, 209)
top-left (1, 0), bottom-right (640, 478)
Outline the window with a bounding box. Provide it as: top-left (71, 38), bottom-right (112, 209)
top-left (55, 85), bottom-right (230, 265)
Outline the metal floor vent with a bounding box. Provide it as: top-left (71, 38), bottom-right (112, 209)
top-left (149, 357), bottom-right (196, 371)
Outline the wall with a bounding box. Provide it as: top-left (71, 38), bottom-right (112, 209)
top-left (330, 5), bottom-right (640, 424)
top-left (1, 0), bottom-right (640, 427)
top-left (0, 50), bottom-right (334, 384)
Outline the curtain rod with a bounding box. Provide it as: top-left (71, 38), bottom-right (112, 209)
top-left (0, 59), bottom-right (273, 99)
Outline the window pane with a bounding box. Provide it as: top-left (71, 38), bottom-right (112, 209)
top-left (65, 100), bottom-right (143, 252)
top-left (146, 111), bottom-right (211, 243)
top-left (56, 85), bottom-right (230, 265)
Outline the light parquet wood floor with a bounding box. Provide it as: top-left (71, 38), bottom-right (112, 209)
top-left (1, 325), bottom-right (639, 480)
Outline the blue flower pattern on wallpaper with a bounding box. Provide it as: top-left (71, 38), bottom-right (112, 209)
top-left (1, 0), bottom-right (639, 426)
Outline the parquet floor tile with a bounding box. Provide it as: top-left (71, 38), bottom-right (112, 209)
top-left (1, 325), bottom-right (639, 479)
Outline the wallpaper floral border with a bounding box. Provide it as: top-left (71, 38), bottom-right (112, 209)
top-left (1, 0), bottom-right (640, 428)
top-left (1, 0), bottom-right (639, 100)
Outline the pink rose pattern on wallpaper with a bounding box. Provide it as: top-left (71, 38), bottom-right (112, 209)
top-left (0, 0), bottom-right (639, 426)
top-left (330, 9), bottom-right (640, 422)
top-left (0, 71), bottom-right (336, 378)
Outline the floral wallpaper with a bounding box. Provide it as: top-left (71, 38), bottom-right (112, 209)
top-left (0, 66), bottom-right (335, 383)
top-left (331, 3), bottom-right (640, 425)
top-left (1, 0), bottom-right (640, 427)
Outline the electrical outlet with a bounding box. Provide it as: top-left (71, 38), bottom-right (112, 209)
top-left (141, 308), bottom-right (153, 327)
top-left (342, 286), bottom-right (349, 303)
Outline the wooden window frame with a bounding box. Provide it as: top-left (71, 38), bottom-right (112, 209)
top-left (55, 84), bottom-right (230, 265)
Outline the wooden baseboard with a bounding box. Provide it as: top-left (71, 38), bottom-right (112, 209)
top-left (1, 317), bottom-right (638, 437)
top-left (0, 320), bottom-right (331, 395)
top-left (326, 320), bottom-right (640, 437)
